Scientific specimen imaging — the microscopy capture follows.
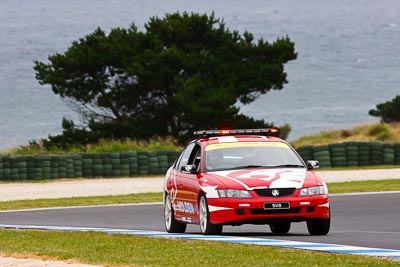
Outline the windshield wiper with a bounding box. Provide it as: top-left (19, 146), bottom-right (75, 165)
top-left (227, 164), bottom-right (305, 170)
top-left (270, 164), bottom-right (305, 168)
top-left (231, 165), bottom-right (269, 170)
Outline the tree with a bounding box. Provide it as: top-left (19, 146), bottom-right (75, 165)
top-left (34, 12), bottom-right (297, 146)
top-left (369, 95), bottom-right (400, 123)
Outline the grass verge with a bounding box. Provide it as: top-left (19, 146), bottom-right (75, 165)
top-left (3, 137), bottom-right (181, 155)
top-left (328, 179), bottom-right (400, 194)
top-left (0, 230), bottom-right (398, 267)
top-left (0, 193), bottom-right (162, 211)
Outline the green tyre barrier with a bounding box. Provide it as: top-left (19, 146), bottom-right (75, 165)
top-left (296, 146), bottom-right (313, 162)
top-left (93, 164), bottom-right (104, 177)
top-left (101, 153), bottom-right (112, 165)
top-left (318, 161), bottom-right (331, 168)
top-left (329, 143), bottom-right (346, 151)
top-left (129, 163), bottom-right (139, 169)
top-left (148, 157), bottom-right (158, 164)
top-left (121, 170), bottom-right (130, 176)
top-left (368, 142), bottom-right (383, 165)
top-left (120, 164), bottom-right (129, 171)
top-left (167, 151), bottom-right (179, 165)
top-left (112, 170), bottom-right (122, 177)
top-left (125, 151), bottom-right (138, 157)
top-left (138, 170), bottom-right (149, 176)
top-left (34, 168), bottom-right (42, 180)
top-left (313, 150), bottom-right (330, 158)
top-left (137, 152), bottom-right (149, 175)
top-left (111, 158), bottom-right (121, 165)
top-left (103, 164), bottom-right (112, 171)
top-left (82, 169), bottom-right (93, 178)
top-left (0, 158), bottom-right (3, 180)
top-left (346, 161), bottom-right (358, 167)
top-left (357, 142), bottom-right (370, 166)
top-left (312, 145), bottom-right (329, 153)
top-left (40, 161), bottom-right (51, 168)
top-left (2, 168), bottom-right (10, 180)
top-left (395, 144), bottom-right (400, 164)
top-left (383, 144), bottom-right (395, 165)
top-left (331, 156), bottom-right (347, 167)
top-left (103, 163), bottom-right (112, 176)
top-left (93, 158), bottom-right (103, 165)
top-left (120, 158), bottom-right (129, 165)
top-left (329, 144), bottom-right (346, 167)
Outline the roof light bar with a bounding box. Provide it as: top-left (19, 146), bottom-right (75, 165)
top-left (194, 128), bottom-right (280, 138)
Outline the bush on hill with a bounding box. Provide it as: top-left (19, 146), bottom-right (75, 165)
top-left (291, 122), bottom-right (400, 148)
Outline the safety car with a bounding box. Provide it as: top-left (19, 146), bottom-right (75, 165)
top-left (163, 128), bottom-right (330, 235)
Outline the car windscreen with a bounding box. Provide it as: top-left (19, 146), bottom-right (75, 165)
top-left (204, 142), bottom-right (304, 171)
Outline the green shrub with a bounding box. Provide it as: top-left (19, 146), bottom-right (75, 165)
top-left (367, 124), bottom-right (392, 141)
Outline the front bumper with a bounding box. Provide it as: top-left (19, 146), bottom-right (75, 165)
top-left (207, 195), bottom-right (330, 225)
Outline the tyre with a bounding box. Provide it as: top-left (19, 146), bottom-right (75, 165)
top-left (313, 145), bottom-right (329, 153)
top-left (199, 195), bottom-right (223, 235)
top-left (164, 194), bottom-right (187, 233)
top-left (307, 216), bottom-right (330, 235)
top-left (318, 160), bottom-right (332, 168)
top-left (269, 222), bottom-right (291, 234)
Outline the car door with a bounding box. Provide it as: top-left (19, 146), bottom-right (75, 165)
top-left (173, 143), bottom-right (202, 222)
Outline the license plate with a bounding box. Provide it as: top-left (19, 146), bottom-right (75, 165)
top-left (264, 202), bottom-right (290, 210)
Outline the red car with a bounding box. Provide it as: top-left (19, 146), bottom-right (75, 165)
top-left (163, 128), bottom-right (330, 235)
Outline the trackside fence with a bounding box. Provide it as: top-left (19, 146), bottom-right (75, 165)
top-left (0, 151), bottom-right (179, 181)
top-left (296, 142), bottom-right (400, 168)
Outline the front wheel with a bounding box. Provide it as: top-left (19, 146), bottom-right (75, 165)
top-left (269, 222), bottom-right (291, 234)
top-left (164, 194), bottom-right (187, 233)
top-left (306, 216), bottom-right (330, 235)
top-left (199, 195), bottom-right (223, 235)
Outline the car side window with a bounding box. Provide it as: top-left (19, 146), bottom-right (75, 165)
top-left (176, 143), bottom-right (196, 171)
top-left (188, 144), bottom-right (201, 171)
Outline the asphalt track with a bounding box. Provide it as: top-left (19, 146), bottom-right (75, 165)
top-left (0, 192), bottom-right (399, 251)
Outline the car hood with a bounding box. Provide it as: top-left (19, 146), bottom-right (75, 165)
top-left (204, 168), bottom-right (319, 190)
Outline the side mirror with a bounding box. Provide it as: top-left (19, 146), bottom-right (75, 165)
top-left (181, 164), bottom-right (199, 174)
top-left (306, 160), bottom-right (320, 170)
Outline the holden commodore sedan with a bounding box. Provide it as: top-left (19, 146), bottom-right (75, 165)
top-left (163, 128), bottom-right (330, 235)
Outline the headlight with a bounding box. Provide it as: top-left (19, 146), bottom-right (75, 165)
top-left (218, 189), bottom-right (252, 198)
top-left (299, 185), bottom-right (326, 196)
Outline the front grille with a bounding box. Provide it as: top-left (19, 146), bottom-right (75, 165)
top-left (254, 188), bottom-right (296, 197)
top-left (250, 207), bottom-right (301, 215)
